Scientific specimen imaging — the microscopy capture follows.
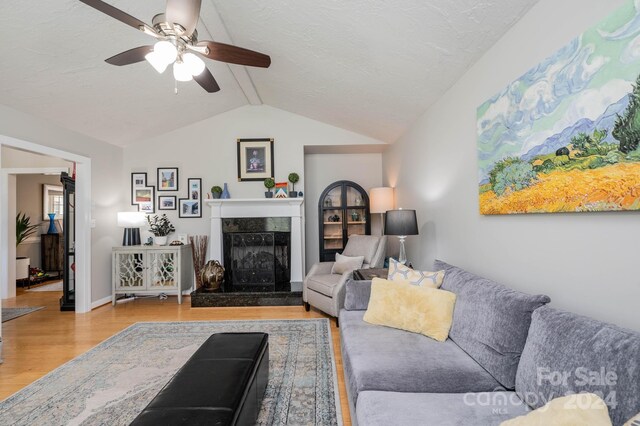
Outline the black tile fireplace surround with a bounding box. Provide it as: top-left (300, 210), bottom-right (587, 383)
top-left (191, 217), bottom-right (303, 307)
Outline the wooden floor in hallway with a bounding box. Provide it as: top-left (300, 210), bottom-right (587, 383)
top-left (1, 290), bottom-right (351, 425)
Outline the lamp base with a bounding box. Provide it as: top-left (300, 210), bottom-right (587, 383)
top-left (398, 236), bottom-right (407, 265)
top-left (122, 228), bottom-right (141, 246)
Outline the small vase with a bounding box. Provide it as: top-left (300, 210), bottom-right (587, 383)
top-left (47, 213), bottom-right (58, 234)
top-left (221, 183), bottom-right (231, 199)
top-left (154, 236), bottom-right (168, 246)
top-left (200, 260), bottom-right (225, 292)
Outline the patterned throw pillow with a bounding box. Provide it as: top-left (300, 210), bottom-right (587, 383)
top-left (387, 258), bottom-right (445, 288)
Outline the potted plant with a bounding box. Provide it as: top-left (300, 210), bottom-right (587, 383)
top-left (288, 173), bottom-right (300, 198)
top-left (211, 185), bottom-right (222, 199)
top-left (264, 178), bottom-right (275, 198)
top-left (16, 213), bottom-right (39, 280)
top-left (147, 214), bottom-right (175, 245)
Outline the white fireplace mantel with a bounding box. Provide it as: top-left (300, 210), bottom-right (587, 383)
top-left (205, 198), bottom-right (305, 283)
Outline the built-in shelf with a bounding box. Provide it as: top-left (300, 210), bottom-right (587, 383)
top-left (347, 221), bottom-right (366, 225)
top-left (323, 222), bottom-right (342, 225)
top-left (323, 236), bottom-right (342, 240)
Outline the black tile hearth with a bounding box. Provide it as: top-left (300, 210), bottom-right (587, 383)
top-left (190, 287), bottom-right (303, 307)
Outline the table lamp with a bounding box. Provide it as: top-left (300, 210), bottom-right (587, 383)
top-left (117, 212), bottom-right (146, 246)
top-left (369, 187), bottom-right (394, 234)
top-left (384, 209), bottom-right (418, 265)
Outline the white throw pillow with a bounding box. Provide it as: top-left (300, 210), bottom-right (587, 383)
top-left (387, 258), bottom-right (445, 288)
top-left (331, 253), bottom-right (365, 275)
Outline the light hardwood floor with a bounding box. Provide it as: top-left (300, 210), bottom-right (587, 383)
top-left (1, 290), bottom-right (351, 425)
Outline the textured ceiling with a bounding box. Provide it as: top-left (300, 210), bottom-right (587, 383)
top-left (0, 0), bottom-right (539, 146)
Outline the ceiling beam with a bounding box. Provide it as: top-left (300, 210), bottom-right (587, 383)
top-left (199, 0), bottom-right (263, 105)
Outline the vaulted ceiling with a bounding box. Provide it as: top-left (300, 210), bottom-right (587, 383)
top-left (0, 0), bottom-right (539, 146)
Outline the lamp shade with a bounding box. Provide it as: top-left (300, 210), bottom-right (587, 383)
top-left (369, 187), bottom-right (395, 213)
top-left (117, 212), bottom-right (146, 228)
top-left (384, 209), bottom-right (418, 236)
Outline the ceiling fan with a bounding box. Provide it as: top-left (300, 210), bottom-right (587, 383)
top-left (79, 0), bottom-right (271, 93)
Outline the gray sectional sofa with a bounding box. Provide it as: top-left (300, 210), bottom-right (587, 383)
top-left (339, 260), bottom-right (640, 426)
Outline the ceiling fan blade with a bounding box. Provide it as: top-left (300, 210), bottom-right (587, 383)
top-left (194, 67), bottom-right (221, 93)
top-left (105, 46), bottom-right (154, 66)
top-left (79, 0), bottom-right (154, 34)
top-left (197, 41), bottom-right (271, 68)
top-left (166, 0), bottom-right (201, 36)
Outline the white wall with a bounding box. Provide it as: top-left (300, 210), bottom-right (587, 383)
top-left (123, 105), bottom-right (386, 248)
top-left (383, 0), bottom-right (640, 331)
top-left (304, 153), bottom-right (383, 270)
top-left (0, 104), bottom-right (124, 304)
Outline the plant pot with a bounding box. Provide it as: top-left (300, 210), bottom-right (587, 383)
top-left (16, 257), bottom-right (30, 280)
top-left (265, 192), bottom-right (274, 198)
top-left (212, 192), bottom-right (221, 199)
top-left (289, 191), bottom-right (298, 198)
top-left (154, 236), bottom-right (168, 246)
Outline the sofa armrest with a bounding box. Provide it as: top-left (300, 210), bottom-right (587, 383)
top-left (307, 261), bottom-right (335, 277)
top-left (343, 279), bottom-right (373, 311)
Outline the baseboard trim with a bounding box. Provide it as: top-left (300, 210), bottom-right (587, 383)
top-left (91, 295), bottom-right (112, 310)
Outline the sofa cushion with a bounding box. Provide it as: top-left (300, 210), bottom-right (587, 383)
top-left (388, 257), bottom-right (445, 288)
top-left (339, 310), bottom-right (503, 403)
top-left (501, 393), bottom-right (612, 426)
top-left (434, 260), bottom-right (551, 390)
top-left (356, 391), bottom-right (530, 426)
top-left (305, 273), bottom-right (343, 298)
top-left (516, 306), bottom-right (640, 426)
top-left (363, 278), bottom-right (456, 342)
top-left (342, 235), bottom-right (380, 266)
top-left (343, 279), bottom-right (372, 311)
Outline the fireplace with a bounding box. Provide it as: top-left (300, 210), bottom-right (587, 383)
top-left (222, 218), bottom-right (291, 292)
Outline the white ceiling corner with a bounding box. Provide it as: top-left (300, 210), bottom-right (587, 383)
top-left (0, 0), bottom-right (540, 147)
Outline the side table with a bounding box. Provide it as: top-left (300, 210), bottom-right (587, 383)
top-left (353, 268), bottom-right (388, 281)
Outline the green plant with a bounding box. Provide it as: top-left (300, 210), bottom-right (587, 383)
top-left (490, 158), bottom-right (538, 196)
top-left (264, 178), bottom-right (275, 192)
top-left (613, 74), bottom-right (640, 153)
top-left (16, 213), bottom-right (39, 246)
top-left (288, 173), bottom-right (300, 192)
top-left (147, 214), bottom-right (175, 237)
top-left (211, 185), bottom-right (222, 194)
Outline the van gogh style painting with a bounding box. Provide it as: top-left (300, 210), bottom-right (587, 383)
top-left (478, 0), bottom-right (640, 214)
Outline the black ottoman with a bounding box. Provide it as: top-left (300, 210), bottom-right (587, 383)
top-left (131, 332), bottom-right (269, 426)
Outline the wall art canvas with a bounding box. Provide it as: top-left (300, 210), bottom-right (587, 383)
top-left (237, 138), bottom-right (274, 181)
top-left (478, 0), bottom-right (640, 214)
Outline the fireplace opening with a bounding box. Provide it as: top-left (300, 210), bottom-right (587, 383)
top-left (222, 218), bottom-right (291, 292)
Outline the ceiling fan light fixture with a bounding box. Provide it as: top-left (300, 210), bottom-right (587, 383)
top-left (183, 53), bottom-right (205, 76)
top-left (153, 40), bottom-right (178, 65)
top-left (145, 51), bottom-right (169, 74)
top-left (173, 61), bottom-right (193, 82)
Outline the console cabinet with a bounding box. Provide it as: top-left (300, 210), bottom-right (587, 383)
top-left (112, 245), bottom-right (194, 305)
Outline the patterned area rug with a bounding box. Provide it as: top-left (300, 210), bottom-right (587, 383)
top-left (26, 281), bottom-right (63, 292)
top-left (1, 306), bottom-right (45, 323)
top-left (0, 319), bottom-right (342, 425)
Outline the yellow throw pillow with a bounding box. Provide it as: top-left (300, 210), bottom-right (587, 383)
top-left (363, 278), bottom-right (456, 342)
top-left (501, 393), bottom-right (612, 426)
top-left (387, 258), bottom-right (445, 288)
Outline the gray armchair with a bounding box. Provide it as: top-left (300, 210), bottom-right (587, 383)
top-left (303, 235), bottom-right (387, 324)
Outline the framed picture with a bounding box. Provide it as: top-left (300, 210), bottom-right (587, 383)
top-left (157, 167), bottom-right (179, 191)
top-left (179, 178), bottom-right (202, 218)
top-left (135, 186), bottom-right (155, 213)
top-left (131, 172), bottom-right (148, 205)
top-left (274, 182), bottom-right (288, 198)
top-left (158, 195), bottom-right (177, 210)
top-left (237, 138), bottom-right (274, 181)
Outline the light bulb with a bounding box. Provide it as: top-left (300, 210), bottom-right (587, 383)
top-left (153, 40), bottom-right (177, 64)
top-left (183, 53), bottom-right (205, 76)
top-left (145, 51), bottom-right (168, 73)
top-left (173, 61), bottom-right (193, 82)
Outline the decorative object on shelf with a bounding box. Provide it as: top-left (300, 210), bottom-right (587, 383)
top-left (147, 214), bottom-right (175, 246)
top-left (158, 195), bottom-right (176, 210)
top-left (169, 240), bottom-right (184, 246)
top-left (274, 182), bottom-right (288, 198)
top-left (263, 178), bottom-right (275, 198)
top-left (189, 235), bottom-right (208, 289)
top-left (46, 213), bottom-right (58, 234)
top-left (370, 187), bottom-right (395, 234)
top-left (16, 212), bottom-right (39, 246)
top-left (157, 167), bottom-right (179, 191)
top-left (200, 259), bottom-right (224, 292)
top-left (351, 211), bottom-right (360, 221)
top-left (324, 197), bottom-right (333, 207)
top-left (237, 138), bottom-right (274, 181)
top-left (385, 209), bottom-right (419, 265)
top-left (179, 178), bottom-right (202, 218)
top-left (117, 212), bottom-right (146, 246)
top-left (328, 215), bottom-right (341, 222)
top-left (42, 184), bottom-right (63, 221)
top-left (288, 173), bottom-right (300, 198)
top-left (211, 185), bottom-right (222, 199)
top-left (221, 182), bottom-right (231, 199)
top-left (144, 237), bottom-right (153, 246)
top-left (478, 3), bottom-right (640, 215)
